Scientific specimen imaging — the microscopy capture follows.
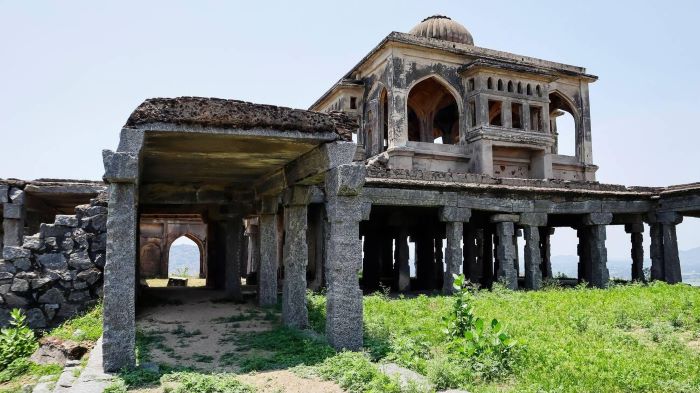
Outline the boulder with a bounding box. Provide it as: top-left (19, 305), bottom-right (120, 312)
top-left (68, 290), bottom-right (90, 303)
top-left (0, 261), bottom-right (17, 274)
top-left (38, 253), bottom-right (68, 270)
top-left (61, 238), bottom-right (74, 253)
top-left (43, 304), bottom-right (59, 320)
top-left (54, 215), bottom-right (79, 227)
top-left (4, 293), bottom-right (30, 307)
top-left (22, 235), bottom-right (43, 251)
top-left (76, 268), bottom-right (101, 285)
top-left (68, 251), bottom-right (92, 271)
top-left (31, 276), bottom-right (54, 290)
top-left (82, 214), bottom-right (107, 232)
top-left (29, 337), bottom-right (92, 366)
top-left (89, 233), bottom-right (107, 252)
top-left (40, 224), bottom-right (72, 238)
top-left (13, 258), bottom-right (32, 271)
top-left (26, 308), bottom-right (47, 329)
top-left (10, 278), bottom-right (29, 292)
top-left (2, 246), bottom-right (30, 260)
top-left (0, 272), bottom-right (14, 280)
top-left (38, 288), bottom-right (65, 304)
top-left (0, 284), bottom-right (11, 295)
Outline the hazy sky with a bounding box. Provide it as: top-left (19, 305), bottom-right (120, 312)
top-left (1, 1), bottom-right (698, 258)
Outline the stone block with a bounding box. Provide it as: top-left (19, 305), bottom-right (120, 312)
top-left (0, 272), bottom-right (13, 280)
top-left (73, 281), bottom-right (88, 290)
top-left (11, 278), bottom-right (29, 292)
top-left (656, 211), bottom-right (683, 225)
top-left (31, 276), bottom-right (54, 290)
top-left (54, 215), bottom-right (78, 227)
top-left (61, 238), bottom-right (74, 253)
top-left (490, 214), bottom-right (519, 223)
top-left (40, 224), bottom-right (72, 239)
top-left (68, 250), bottom-right (92, 271)
top-left (26, 308), bottom-right (47, 329)
top-left (38, 288), bottom-right (66, 304)
top-left (44, 237), bottom-right (58, 249)
top-left (76, 268), bottom-right (101, 285)
top-left (13, 258), bottom-right (31, 271)
top-left (438, 206), bottom-right (471, 223)
top-left (0, 284), bottom-right (11, 295)
top-left (325, 164), bottom-right (366, 196)
top-left (2, 247), bottom-right (30, 260)
top-left (81, 214), bottom-right (107, 232)
top-left (3, 203), bottom-right (23, 219)
top-left (9, 188), bottom-right (25, 204)
top-left (85, 206), bottom-right (108, 217)
top-left (519, 213), bottom-right (548, 227)
top-left (90, 233), bottom-right (107, 252)
top-left (102, 150), bottom-right (139, 182)
top-left (37, 253), bottom-right (68, 270)
top-left (93, 253), bottom-right (105, 268)
top-left (68, 290), bottom-right (90, 303)
top-left (22, 236), bottom-right (43, 251)
top-left (0, 262), bottom-right (16, 274)
top-left (56, 303), bottom-right (78, 319)
top-left (4, 293), bottom-right (29, 307)
top-left (43, 304), bottom-right (59, 321)
top-left (624, 223), bottom-right (645, 233)
top-left (0, 185), bottom-right (8, 203)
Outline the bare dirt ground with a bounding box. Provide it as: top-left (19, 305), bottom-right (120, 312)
top-left (133, 287), bottom-right (343, 392)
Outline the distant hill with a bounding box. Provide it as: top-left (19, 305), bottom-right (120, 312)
top-left (551, 246), bottom-right (700, 285)
top-left (168, 244), bottom-right (201, 277)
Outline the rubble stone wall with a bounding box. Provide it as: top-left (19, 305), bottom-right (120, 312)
top-left (0, 192), bottom-right (107, 329)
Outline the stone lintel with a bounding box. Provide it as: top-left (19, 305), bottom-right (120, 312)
top-left (582, 212), bottom-right (613, 226)
top-left (3, 203), bottom-right (25, 219)
top-left (102, 150), bottom-right (139, 183)
top-left (283, 186), bottom-right (312, 207)
top-left (624, 223), bottom-right (645, 234)
top-left (284, 141), bottom-right (357, 186)
top-left (519, 213), bottom-right (547, 227)
top-left (325, 164), bottom-right (366, 197)
top-left (490, 213), bottom-right (519, 223)
top-left (438, 206), bottom-right (471, 223)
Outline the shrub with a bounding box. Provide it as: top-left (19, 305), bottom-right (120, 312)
top-left (425, 355), bottom-right (472, 390)
top-left (444, 275), bottom-right (517, 381)
top-left (0, 309), bottom-right (38, 370)
top-left (160, 371), bottom-right (255, 393)
top-left (315, 351), bottom-right (402, 393)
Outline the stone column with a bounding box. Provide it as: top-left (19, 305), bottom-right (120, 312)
top-left (582, 213), bottom-right (612, 288)
top-left (539, 227), bottom-right (554, 279)
top-left (223, 217), bottom-right (244, 301)
top-left (658, 212), bottom-right (683, 284)
top-left (387, 88), bottom-right (408, 148)
top-left (395, 229), bottom-right (410, 292)
top-left (102, 149), bottom-right (140, 372)
top-left (282, 186), bottom-right (311, 329)
top-left (324, 164), bottom-right (369, 350)
top-left (491, 214), bottom-right (519, 289)
top-left (258, 196), bottom-right (279, 306)
top-left (439, 207), bottom-right (471, 294)
top-left (2, 188), bottom-right (25, 248)
top-left (520, 214), bottom-right (546, 290)
top-left (649, 223), bottom-right (664, 281)
top-left (625, 223), bottom-right (645, 282)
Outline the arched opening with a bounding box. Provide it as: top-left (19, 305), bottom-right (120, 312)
top-left (487, 77), bottom-right (493, 89)
top-left (167, 235), bottom-right (205, 286)
top-left (507, 81), bottom-right (514, 93)
top-left (549, 92), bottom-right (578, 156)
top-left (407, 77), bottom-right (460, 144)
top-left (380, 88), bottom-right (389, 151)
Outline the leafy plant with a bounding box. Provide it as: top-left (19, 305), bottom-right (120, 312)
top-left (0, 309), bottom-right (38, 370)
top-left (160, 371), bottom-right (255, 393)
top-left (444, 274), bottom-right (517, 380)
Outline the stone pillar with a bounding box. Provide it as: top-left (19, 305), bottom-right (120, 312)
top-left (324, 164), bottom-right (369, 350)
top-left (658, 212), bottom-right (683, 284)
top-left (625, 223), bottom-right (645, 282)
top-left (102, 149), bottom-right (140, 371)
top-left (582, 213), bottom-right (612, 288)
top-left (649, 223), bottom-right (664, 281)
top-left (258, 196), bottom-right (279, 306)
top-left (387, 88), bottom-right (408, 148)
top-left (2, 188), bottom-right (25, 248)
top-left (223, 217), bottom-right (244, 301)
top-left (282, 187), bottom-right (311, 329)
top-left (395, 229), bottom-right (410, 292)
top-left (439, 206), bottom-right (470, 294)
top-left (491, 214), bottom-right (519, 289)
top-left (519, 214), bottom-right (546, 290)
top-left (576, 227), bottom-right (590, 282)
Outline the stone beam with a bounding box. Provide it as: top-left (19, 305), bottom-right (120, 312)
top-left (284, 141), bottom-right (357, 185)
top-left (102, 150), bottom-right (139, 183)
top-left (140, 183), bottom-right (253, 205)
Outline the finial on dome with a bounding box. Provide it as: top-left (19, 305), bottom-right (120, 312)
top-left (409, 15), bottom-right (474, 45)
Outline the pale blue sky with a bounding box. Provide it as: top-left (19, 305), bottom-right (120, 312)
top-left (1, 1), bottom-right (698, 258)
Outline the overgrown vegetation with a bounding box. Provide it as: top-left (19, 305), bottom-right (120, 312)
top-left (0, 309), bottom-right (37, 370)
top-left (48, 302), bottom-right (103, 342)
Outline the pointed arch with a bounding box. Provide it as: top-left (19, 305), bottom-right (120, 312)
top-left (548, 90), bottom-right (580, 157)
top-left (406, 75), bottom-right (462, 144)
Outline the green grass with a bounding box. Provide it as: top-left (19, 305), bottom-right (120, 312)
top-left (47, 302), bottom-right (103, 342)
top-left (308, 282), bottom-right (700, 393)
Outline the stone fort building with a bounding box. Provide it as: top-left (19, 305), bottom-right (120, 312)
top-left (1, 15), bottom-right (699, 371)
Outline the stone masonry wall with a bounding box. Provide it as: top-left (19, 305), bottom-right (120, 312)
top-left (0, 193), bottom-right (107, 329)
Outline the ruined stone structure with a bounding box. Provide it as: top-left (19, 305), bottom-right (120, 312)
top-left (1, 15), bottom-right (699, 372)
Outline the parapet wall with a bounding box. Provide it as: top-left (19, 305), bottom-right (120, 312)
top-left (0, 191), bottom-right (107, 329)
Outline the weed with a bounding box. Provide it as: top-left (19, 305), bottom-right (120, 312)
top-left (171, 325), bottom-right (202, 338)
top-left (47, 302), bottom-right (102, 342)
top-left (614, 310), bottom-right (632, 330)
top-left (160, 371), bottom-right (255, 393)
top-left (193, 354), bottom-right (214, 363)
top-left (0, 309), bottom-right (37, 370)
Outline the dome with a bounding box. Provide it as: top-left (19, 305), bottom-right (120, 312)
top-left (408, 15), bottom-right (474, 45)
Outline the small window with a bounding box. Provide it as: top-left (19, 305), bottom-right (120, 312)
top-left (488, 100), bottom-right (502, 127)
top-left (487, 77), bottom-right (493, 89)
top-left (507, 81), bottom-right (513, 93)
top-left (468, 99), bottom-right (476, 127)
top-left (527, 84), bottom-right (532, 96)
top-left (517, 82), bottom-right (523, 94)
top-left (350, 96), bottom-right (357, 109)
top-left (497, 79), bottom-right (504, 91)
top-left (467, 78), bottom-right (475, 92)
top-left (530, 106), bottom-right (542, 131)
top-left (511, 103), bottom-right (523, 129)
top-left (536, 85), bottom-right (542, 97)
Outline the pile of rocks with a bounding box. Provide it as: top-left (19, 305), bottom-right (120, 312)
top-left (0, 193), bottom-right (107, 329)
